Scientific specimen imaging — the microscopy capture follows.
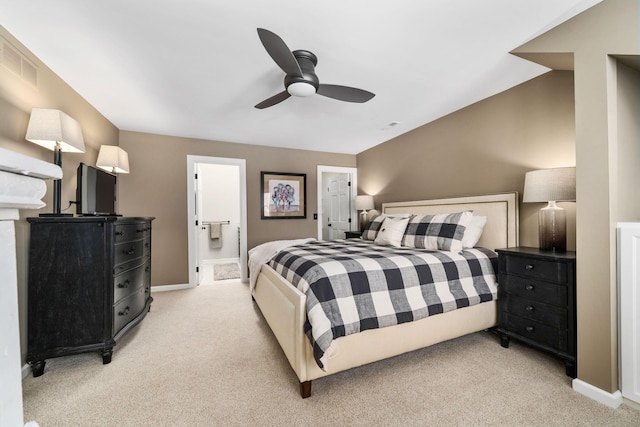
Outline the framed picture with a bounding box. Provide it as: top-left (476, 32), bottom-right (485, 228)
top-left (261, 171), bottom-right (306, 219)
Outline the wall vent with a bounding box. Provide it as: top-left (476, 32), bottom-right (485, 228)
top-left (1, 36), bottom-right (38, 87)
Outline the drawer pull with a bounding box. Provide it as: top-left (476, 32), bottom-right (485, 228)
top-left (115, 231), bottom-right (124, 236)
top-left (145, 266), bottom-right (150, 272)
top-left (525, 326), bottom-right (534, 333)
top-left (525, 305), bottom-right (534, 312)
top-left (117, 279), bottom-right (130, 289)
top-left (119, 306), bottom-right (130, 316)
top-left (525, 264), bottom-right (534, 270)
top-left (123, 248), bottom-right (135, 255)
top-left (525, 284), bottom-right (535, 291)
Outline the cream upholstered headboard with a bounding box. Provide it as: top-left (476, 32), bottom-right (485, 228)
top-left (382, 192), bottom-right (519, 250)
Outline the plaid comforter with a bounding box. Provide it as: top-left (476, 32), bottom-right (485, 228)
top-left (268, 239), bottom-right (498, 369)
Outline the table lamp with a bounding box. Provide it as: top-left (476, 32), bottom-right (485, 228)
top-left (25, 108), bottom-right (85, 216)
top-left (523, 167), bottom-right (576, 252)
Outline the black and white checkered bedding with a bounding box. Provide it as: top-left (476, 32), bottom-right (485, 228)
top-left (268, 239), bottom-right (498, 369)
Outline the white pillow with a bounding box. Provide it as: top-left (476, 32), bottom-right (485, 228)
top-left (462, 215), bottom-right (487, 249)
top-left (374, 216), bottom-right (410, 247)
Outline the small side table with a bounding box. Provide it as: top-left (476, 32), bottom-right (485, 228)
top-left (495, 246), bottom-right (577, 378)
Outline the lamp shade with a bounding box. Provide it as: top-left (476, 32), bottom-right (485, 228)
top-left (355, 195), bottom-right (374, 210)
top-left (96, 145), bottom-right (130, 174)
top-left (523, 167), bottom-right (576, 203)
top-left (25, 108), bottom-right (85, 153)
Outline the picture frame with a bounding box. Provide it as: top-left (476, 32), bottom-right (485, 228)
top-left (261, 171), bottom-right (306, 219)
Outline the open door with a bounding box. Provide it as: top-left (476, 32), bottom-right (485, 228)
top-left (317, 165), bottom-right (357, 240)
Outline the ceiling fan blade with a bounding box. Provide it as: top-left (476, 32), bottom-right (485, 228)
top-left (317, 84), bottom-right (375, 103)
top-left (257, 28), bottom-right (303, 77)
top-left (254, 90), bottom-right (291, 109)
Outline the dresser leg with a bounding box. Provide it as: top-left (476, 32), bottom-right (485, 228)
top-left (30, 360), bottom-right (46, 377)
top-left (499, 333), bottom-right (510, 348)
top-left (101, 349), bottom-right (113, 364)
top-left (565, 360), bottom-right (577, 378)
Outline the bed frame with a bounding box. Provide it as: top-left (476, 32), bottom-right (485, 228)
top-left (252, 192), bottom-right (519, 397)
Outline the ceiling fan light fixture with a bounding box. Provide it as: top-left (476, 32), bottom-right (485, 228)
top-left (287, 82), bottom-right (316, 97)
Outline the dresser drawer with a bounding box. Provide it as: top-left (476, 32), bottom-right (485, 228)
top-left (114, 239), bottom-right (144, 266)
top-left (114, 222), bottom-right (151, 243)
top-left (502, 313), bottom-right (570, 353)
top-left (114, 265), bottom-right (146, 304)
top-left (113, 287), bottom-right (146, 334)
top-left (503, 255), bottom-right (568, 284)
top-left (500, 295), bottom-right (567, 328)
top-left (501, 274), bottom-right (567, 306)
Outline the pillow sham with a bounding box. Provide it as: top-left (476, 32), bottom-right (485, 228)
top-left (374, 216), bottom-right (410, 247)
top-left (361, 215), bottom-right (386, 240)
top-left (402, 211), bottom-right (473, 252)
top-left (462, 215), bottom-right (487, 249)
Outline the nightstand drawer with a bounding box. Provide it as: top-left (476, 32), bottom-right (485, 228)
top-left (501, 295), bottom-right (567, 328)
top-left (503, 255), bottom-right (568, 284)
top-left (502, 313), bottom-right (569, 352)
top-left (501, 275), bottom-right (567, 306)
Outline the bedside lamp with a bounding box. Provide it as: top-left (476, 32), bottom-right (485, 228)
top-left (355, 194), bottom-right (374, 231)
top-left (523, 167), bottom-right (576, 252)
top-left (96, 146), bottom-right (130, 174)
top-left (25, 108), bottom-right (85, 216)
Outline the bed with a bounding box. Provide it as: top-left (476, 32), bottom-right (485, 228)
top-left (251, 192), bottom-right (519, 398)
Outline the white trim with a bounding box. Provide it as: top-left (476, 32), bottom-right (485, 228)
top-left (187, 155), bottom-right (248, 288)
top-left (151, 284), bottom-right (191, 293)
top-left (572, 379), bottom-right (623, 408)
top-left (201, 257), bottom-right (240, 266)
top-left (316, 165), bottom-right (357, 239)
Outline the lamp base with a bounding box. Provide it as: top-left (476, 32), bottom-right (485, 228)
top-left (538, 201), bottom-right (567, 252)
top-left (359, 211), bottom-right (368, 232)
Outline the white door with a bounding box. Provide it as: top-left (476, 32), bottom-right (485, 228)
top-left (187, 156), bottom-right (248, 288)
top-left (324, 173), bottom-right (352, 239)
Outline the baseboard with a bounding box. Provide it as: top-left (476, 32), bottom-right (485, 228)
top-left (150, 283), bottom-right (190, 292)
top-left (22, 363), bottom-right (31, 379)
top-left (572, 378), bottom-right (623, 408)
top-left (201, 258), bottom-right (240, 266)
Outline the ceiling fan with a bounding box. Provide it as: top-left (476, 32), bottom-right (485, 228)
top-left (254, 28), bottom-right (375, 109)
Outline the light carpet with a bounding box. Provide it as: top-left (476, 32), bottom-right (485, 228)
top-left (22, 281), bottom-right (640, 426)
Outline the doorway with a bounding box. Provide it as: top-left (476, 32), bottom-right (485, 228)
top-left (187, 155), bottom-right (247, 287)
top-left (316, 165), bottom-right (357, 240)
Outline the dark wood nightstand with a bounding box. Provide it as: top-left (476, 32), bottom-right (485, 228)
top-left (495, 247), bottom-right (577, 378)
top-left (344, 231), bottom-right (363, 239)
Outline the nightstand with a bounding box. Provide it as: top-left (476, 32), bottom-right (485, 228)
top-left (344, 231), bottom-right (362, 239)
top-left (495, 247), bottom-right (577, 378)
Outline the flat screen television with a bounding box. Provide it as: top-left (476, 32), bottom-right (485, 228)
top-left (76, 163), bottom-right (117, 215)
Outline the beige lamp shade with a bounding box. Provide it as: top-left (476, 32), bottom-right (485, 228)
top-left (25, 108), bottom-right (85, 153)
top-left (355, 195), bottom-right (374, 211)
top-left (523, 167), bottom-right (576, 203)
top-left (96, 145), bottom-right (130, 174)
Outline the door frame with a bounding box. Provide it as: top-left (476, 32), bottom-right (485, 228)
top-left (316, 165), bottom-right (357, 239)
top-left (187, 155), bottom-right (248, 287)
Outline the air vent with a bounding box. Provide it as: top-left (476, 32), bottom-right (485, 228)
top-left (1, 37), bottom-right (38, 87)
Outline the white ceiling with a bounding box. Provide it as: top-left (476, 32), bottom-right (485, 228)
top-left (0, 0), bottom-right (600, 155)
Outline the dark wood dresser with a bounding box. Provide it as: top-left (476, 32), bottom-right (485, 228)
top-left (495, 247), bottom-right (577, 377)
top-left (26, 216), bottom-right (154, 376)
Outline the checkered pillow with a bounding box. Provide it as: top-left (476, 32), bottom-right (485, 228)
top-left (361, 215), bottom-right (386, 240)
top-left (402, 211), bottom-right (473, 252)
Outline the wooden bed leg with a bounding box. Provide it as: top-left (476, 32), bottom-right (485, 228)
top-left (300, 381), bottom-right (312, 398)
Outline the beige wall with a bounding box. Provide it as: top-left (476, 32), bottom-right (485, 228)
top-left (511, 0), bottom-right (640, 393)
top-left (118, 131), bottom-right (355, 286)
top-left (0, 25), bottom-right (120, 362)
top-left (616, 62), bottom-right (640, 221)
top-left (357, 71), bottom-right (577, 250)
